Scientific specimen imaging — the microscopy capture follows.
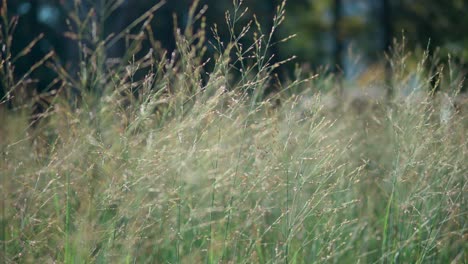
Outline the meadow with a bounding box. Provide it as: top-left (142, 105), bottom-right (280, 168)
top-left (1, 1), bottom-right (466, 263)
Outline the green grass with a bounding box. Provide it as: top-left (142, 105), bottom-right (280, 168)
top-left (1, 1), bottom-right (467, 263)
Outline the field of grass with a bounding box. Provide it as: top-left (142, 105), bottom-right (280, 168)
top-left (1, 1), bottom-right (466, 263)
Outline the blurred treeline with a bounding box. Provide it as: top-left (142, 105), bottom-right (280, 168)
top-left (2, 0), bottom-right (468, 96)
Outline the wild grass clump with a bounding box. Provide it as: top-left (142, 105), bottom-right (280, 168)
top-left (1, 0), bottom-right (466, 263)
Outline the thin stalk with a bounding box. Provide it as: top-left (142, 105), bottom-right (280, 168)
top-left (283, 104), bottom-right (294, 264)
top-left (176, 195), bottom-right (181, 264)
top-left (65, 172), bottom-right (72, 263)
top-left (285, 167), bottom-right (290, 264)
top-left (382, 151), bottom-right (399, 263)
top-left (1, 151), bottom-right (6, 263)
top-left (207, 127), bottom-right (221, 264)
top-left (175, 128), bottom-right (184, 264)
top-left (221, 101), bottom-right (254, 262)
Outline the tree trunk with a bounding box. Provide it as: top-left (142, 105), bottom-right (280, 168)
top-left (381, 0), bottom-right (393, 98)
top-left (332, 0), bottom-right (343, 73)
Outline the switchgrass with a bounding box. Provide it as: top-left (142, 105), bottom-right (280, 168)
top-left (1, 0), bottom-right (466, 263)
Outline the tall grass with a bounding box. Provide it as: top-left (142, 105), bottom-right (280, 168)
top-left (1, 0), bottom-right (466, 263)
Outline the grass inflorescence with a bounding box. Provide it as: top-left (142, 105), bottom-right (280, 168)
top-left (0, 0), bottom-right (466, 263)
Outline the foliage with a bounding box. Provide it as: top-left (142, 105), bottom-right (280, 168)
top-left (1, 1), bottom-right (467, 263)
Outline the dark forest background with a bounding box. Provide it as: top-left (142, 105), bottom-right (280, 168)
top-left (3, 0), bottom-right (468, 95)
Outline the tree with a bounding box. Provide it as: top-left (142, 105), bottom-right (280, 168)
top-left (332, 0), bottom-right (343, 73)
top-left (381, 0), bottom-right (393, 97)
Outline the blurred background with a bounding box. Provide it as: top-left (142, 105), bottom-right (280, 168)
top-left (3, 0), bottom-right (468, 94)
